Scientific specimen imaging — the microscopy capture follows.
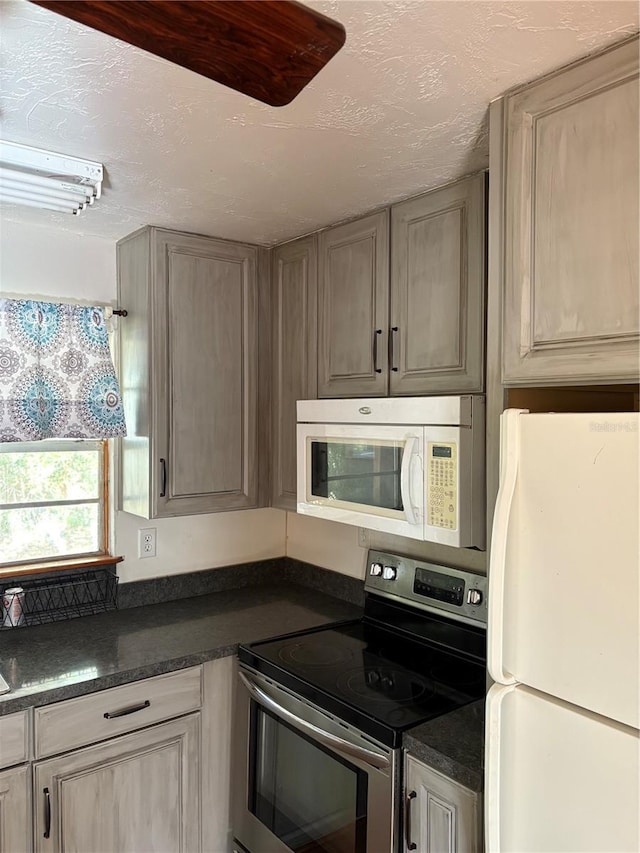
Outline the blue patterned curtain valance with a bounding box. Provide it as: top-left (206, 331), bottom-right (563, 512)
top-left (0, 299), bottom-right (127, 442)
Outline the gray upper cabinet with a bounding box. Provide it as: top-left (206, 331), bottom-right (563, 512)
top-left (318, 211), bottom-right (390, 397)
top-left (316, 177), bottom-right (486, 399)
top-left (501, 36), bottom-right (639, 385)
top-left (118, 227), bottom-right (261, 518)
top-left (271, 235), bottom-right (317, 510)
top-left (391, 174), bottom-right (486, 395)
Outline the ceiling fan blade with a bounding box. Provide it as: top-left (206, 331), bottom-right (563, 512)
top-left (29, 0), bottom-right (346, 107)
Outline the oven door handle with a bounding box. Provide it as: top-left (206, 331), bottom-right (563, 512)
top-left (238, 671), bottom-right (390, 771)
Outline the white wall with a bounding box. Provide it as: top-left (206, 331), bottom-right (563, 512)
top-left (0, 219), bottom-right (116, 303)
top-left (286, 513), bottom-right (367, 579)
top-left (285, 511), bottom-right (487, 579)
top-left (117, 508), bottom-right (286, 581)
top-left (1, 219), bottom-right (287, 583)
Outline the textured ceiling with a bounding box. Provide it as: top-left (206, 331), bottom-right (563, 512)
top-left (1, 0), bottom-right (638, 245)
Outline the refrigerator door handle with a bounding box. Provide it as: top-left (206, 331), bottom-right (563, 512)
top-left (488, 408), bottom-right (527, 684)
top-left (485, 682), bottom-right (517, 853)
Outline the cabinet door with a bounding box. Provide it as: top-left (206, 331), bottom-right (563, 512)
top-left (318, 211), bottom-right (389, 397)
top-left (118, 227), bottom-right (153, 518)
top-left (0, 765), bottom-right (30, 853)
top-left (405, 756), bottom-right (481, 853)
top-left (118, 227), bottom-right (261, 518)
top-left (34, 713), bottom-right (200, 853)
top-left (502, 36), bottom-right (639, 385)
top-left (271, 236), bottom-right (317, 510)
top-left (153, 230), bottom-right (259, 516)
top-left (391, 174), bottom-right (486, 395)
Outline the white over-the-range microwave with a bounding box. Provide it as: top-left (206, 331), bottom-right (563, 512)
top-left (297, 396), bottom-right (485, 549)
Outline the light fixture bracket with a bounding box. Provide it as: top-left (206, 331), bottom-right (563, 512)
top-left (0, 140), bottom-right (103, 215)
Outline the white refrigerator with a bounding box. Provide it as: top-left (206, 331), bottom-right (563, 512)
top-left (486, 410), bottom-right (639, 852)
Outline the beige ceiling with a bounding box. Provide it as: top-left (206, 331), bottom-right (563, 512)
top-left (1, 0), bottom-right (638, 245)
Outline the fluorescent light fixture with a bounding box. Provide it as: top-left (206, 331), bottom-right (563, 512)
top-left (0, 140), bottom-right (103, 216)
top-left (0, 179), bottom-right (90, 207)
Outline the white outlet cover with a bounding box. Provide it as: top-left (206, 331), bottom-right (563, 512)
top-left (138, 527), bottom-right (157, 559)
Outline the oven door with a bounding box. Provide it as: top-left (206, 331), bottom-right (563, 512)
top-left (233, 666), bottom-right (399, 853)
top-left (296, 423), bottom-right (424, 539)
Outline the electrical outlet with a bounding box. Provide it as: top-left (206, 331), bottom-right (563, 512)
top-left (358, 527), bottom-right (369, 548)
top-left (138, 527), bottom-right (157, 559)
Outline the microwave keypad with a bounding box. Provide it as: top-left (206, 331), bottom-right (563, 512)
top-left (428, 442), bottom-right (457, 530)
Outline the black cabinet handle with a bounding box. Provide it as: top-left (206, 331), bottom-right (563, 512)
top-left (43, 787), bottom-right (51, 839)
top-left (373, 329), bottom-right (383, 373)
top-left (104, 699), bottom-right (151, 719)
top-left (389, 326), bottom-right (399, 372)
top-left (405, 790), bottom-right (417, 851)
top-left (160, 458), bottom-right (167, 498)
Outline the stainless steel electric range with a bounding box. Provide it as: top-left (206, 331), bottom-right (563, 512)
top-left (232, 550), bottom-right (487, 853)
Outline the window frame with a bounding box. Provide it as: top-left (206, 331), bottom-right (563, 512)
top-left (0, 438), bottom-right (109, 570)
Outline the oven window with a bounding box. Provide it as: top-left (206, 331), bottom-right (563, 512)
top-left (310, 440), bottom-right (403, 512)
top-left (250, 705), bottom-right (368, 853)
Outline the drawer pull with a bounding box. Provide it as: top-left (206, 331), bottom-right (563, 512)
top-left (104, 699), bottom-right (151, 719)
top-left (43, 787), bottom-right (51, 839)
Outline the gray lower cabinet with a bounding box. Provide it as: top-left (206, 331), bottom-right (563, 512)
top-left (34, 714), bottom-right (201, 852)
top-left (318, 210), bottom-right (390, 397)
top-left (271, 235), bottom-right (317, 510)
top-left (500, 35), bottom-right (639, 385)
top-left (0, 710), bottom-right (30, 853)
top-left (405, 756), bottom-right (481, 853)
top-left (17, 659), bottom-right (230, 853)
top-left (391, 174), bottom-right (486, 395)
top-left (117, 227), bottom-right (262, 518)
top-left (316, 175), bottom-right (486, 399)
top-left (0, 765), bottom-right (30, 853)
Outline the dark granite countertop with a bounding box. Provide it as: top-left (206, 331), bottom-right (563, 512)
top-left (403, 699), bottom-right (485, 791)
top-left (0, 583), bottom-right (360, 716)
top-left (0, 570), bottom-right (486, 794)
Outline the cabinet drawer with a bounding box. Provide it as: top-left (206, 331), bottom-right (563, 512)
top-left (0, 710), bottom-right (29, 769)
top-left (35, 666), bottom-right (202, 759)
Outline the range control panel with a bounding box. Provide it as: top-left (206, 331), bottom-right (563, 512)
top-left (414, 566), bottom-right (464, 606)
top-left (365, 549), bottom-right (487, 625)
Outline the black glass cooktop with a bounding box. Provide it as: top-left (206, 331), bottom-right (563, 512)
top-left (238, 599), bottom-right (486, 748)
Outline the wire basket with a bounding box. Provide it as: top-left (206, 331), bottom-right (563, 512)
top-left (1, 567), bottom-right (118, 629)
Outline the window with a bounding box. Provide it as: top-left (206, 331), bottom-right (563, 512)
top-left (0, 439), bottom-right (107, 566)
top-left (0, 298), bottom-right (124, 568)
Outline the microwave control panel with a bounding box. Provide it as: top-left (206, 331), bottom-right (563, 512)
top-left (427, 442), bottom-right (457, 530)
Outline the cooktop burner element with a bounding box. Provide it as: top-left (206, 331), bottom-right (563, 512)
top-left (337, 666), bottom-right (434, 705)
top-left (238, 551), bottom-right (487, 747)
top-left (277, 641), bottom-right (354, 668)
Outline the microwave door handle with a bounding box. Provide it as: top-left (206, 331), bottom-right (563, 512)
top-left (238, 671), bottom-right (390, 771)
top-left (400, 435), bottom-right (419, 525)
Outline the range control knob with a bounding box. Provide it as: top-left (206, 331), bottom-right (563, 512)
top-left (382, 565), bottom-right (397, 581)
top-left (370, 562), bottom-right (383, 577)
top-left (467, 589), bottom-right (483, 606)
